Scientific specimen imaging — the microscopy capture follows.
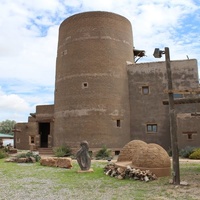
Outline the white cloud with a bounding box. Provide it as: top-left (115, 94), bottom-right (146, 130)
top-left (0, 87), bottom-right (32, 121)
top-left (0, 0), bottom-right (200, 122)
top-left (0, 93), bottom-right (29, 112)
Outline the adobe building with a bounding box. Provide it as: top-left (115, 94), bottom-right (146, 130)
top-left (14, 11), bottom-right (200, 153)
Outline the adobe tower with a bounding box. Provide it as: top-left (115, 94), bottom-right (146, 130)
top-left (54, 11), bottom-right (134, 148)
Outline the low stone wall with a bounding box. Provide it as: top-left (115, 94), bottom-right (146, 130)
top-left (40, 157), bottom-right (72, 169)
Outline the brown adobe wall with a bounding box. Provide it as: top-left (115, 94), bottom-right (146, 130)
top-left (36, 105), bottom-right (54, 114)
top-left (36, 105), bottom-right (54, 122)
top-left (177, 113), bottom-right (200, 149)
top-left (127, 59), bottom-right (200, 150)
top-left (54, 11), bottom-right (134, 148)
top-left (14, 123), bottom-right (29, 150)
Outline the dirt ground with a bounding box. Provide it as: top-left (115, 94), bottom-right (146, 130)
top-left (163, 159), bottom-right (200, 200)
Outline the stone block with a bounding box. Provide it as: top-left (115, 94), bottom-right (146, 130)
top-left (17, 158), bottom-right (28, 163)
top-left (55, 157), bottom-right (72, 168)
top-left (40, 157), bottom-right (56, 167)
top-left (40, 157), bottom-right (72, 169)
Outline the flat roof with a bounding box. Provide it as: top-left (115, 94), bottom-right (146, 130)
top-left (0, 133), bottom-right (14, 139)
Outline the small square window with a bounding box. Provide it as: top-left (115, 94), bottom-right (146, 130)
top-left (142, 86), bottom-right (149, 95)
top-left (82, 82), bottom-right (88, 89)
top-left (147, 124), bottom-right (157, 133)
top-left (182, 131), bottom-right (196, 140)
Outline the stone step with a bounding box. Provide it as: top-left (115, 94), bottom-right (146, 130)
top-left (38, 148), bottom-right (54, 156)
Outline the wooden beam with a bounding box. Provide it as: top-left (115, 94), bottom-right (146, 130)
top-left (163, 97), bottom-right (200, 105)
top-left (164, 47), bottom-right (180, 185)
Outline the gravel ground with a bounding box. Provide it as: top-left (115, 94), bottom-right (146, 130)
top-left (0, 159), bottom-right (200, 200)
top-left (0, 162), bottom-right (125, 200)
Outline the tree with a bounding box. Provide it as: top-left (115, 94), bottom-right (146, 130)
top-left (0, 120), bottom-right (16, 134)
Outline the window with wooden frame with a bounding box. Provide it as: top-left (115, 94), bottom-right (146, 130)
top-left (147, 124), bottom-right (157, 133)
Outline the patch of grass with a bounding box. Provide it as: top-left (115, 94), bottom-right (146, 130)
top-left (0, 159), bottom-right (200, 200)
top-left (0, 149), bottom-right (8, 159)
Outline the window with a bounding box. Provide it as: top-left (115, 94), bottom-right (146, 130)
top-left (29, 136), bottom-right (35, 144)
top-left (82, 82), bottom-right (88, 89)
top-left (182, 131), bottom-right (197, 140)
top-left (187, 133), bottom-right (192, 140)
top-left (61, 49), bottom-right (67, 56)
top-left (142, 86), bottom-right (149, 95)
top-left (116, 120), bottom-right (121, 127)
top-left (173, 93), bottom-right (183, 99)
top-left (147, 124), bottom-right (157, 133)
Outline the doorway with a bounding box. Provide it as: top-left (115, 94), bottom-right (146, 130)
top-left (39, 123), bottom-right (50, 148)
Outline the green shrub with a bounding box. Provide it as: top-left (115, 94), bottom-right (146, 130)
top-left (95, 146), bottom-right (112, 160)
top-left (17, 151), bottom-right (41, 162)
top-left (167, 148), bottom-right (172, 156)
top-left (189, 148), bottom-right (200, 159)
top-left (89, 150), bottom-right (93, 158)
top-left (53, 145), bottom-right (72, 157)
top-left (17, 153), bottom-right (27, 159)
top-left (0, 149), bottom-right (8, 159)
top-left (26, 152), bottom-right (41, 162)
top-left (179, 146), bottom-right (196, 158)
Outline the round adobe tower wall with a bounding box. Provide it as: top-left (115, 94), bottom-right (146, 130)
top-left (54, 11), bottom-right (134, 148)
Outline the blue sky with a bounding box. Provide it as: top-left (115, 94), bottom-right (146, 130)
top-left (0, 0), bottom-right (200, 122)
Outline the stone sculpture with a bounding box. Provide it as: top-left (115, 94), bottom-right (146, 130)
top-left (76, 140), bottom-right (91, 171)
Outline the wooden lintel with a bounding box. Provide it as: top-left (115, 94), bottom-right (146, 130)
top-left (163, 97), bottom-right (200, 105)
top-left (36, 118), bottom-right (54, 122)
top-left (12, 129), bottom-right (21, 132)
top-left (182, 131), bottom-right (197, 135)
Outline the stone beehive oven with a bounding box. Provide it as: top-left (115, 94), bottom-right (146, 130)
top-left (54, 11), bottom-right (134, 148)
top-left (117, 140), bottom-right (171, 177)
top-left (117, 140), bottom-right (147, 162)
